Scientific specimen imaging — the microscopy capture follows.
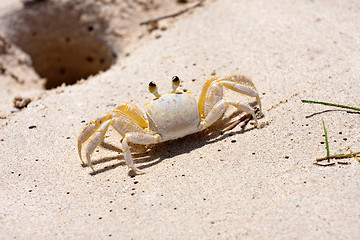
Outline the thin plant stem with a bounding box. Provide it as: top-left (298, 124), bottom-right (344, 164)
top-left (301, 100), bottom-right (360, 112)
top-left (350, 150), bottom-right (360, 163)
top-left (140, 1), bottom-right (203, 25)
top-left (302, 99), bottom-right (359, 165)
top-left (316, 151), bottom-right (360, 161)
top-left (322, 120), bottom-right (330, 160)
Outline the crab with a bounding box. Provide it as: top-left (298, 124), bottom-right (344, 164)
top-left (78, 75), bottom-right (262, 174)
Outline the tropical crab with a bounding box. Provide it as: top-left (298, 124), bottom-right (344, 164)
top-left (78, 75), bottom-right (262, 174)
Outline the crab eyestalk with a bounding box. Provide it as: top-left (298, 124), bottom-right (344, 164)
top-left (149, 81), bottom-right (160, 98)
top-left (172, 76), bottom-right (180, 93)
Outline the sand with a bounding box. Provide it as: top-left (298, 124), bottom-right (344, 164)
top-left (0, 0), bottom-right (359, 239)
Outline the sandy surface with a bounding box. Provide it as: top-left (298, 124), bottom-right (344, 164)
top-left (1, 0), bottom-right (360, 239)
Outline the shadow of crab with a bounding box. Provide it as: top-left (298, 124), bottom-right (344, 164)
top-left (84, 107), bottom-right (263, 176)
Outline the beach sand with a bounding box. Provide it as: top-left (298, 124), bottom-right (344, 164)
top-left (0, 0), bottom-right (359, 239)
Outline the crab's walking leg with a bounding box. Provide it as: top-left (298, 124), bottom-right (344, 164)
top-left (85, 120), bottom-right (111, 171)
top-left (225, 100), bottom-right (258, 127)
top-left (219, 79), bottom-right (262, 113)
top-left (78, 102), bottom-right (149, 171)
top-left (218, 75), bottom-right (257, 91)
top-left (200, 99), bottom-right (258, 129)
top-left (115, 103), bottom-right (148, 129)
top-left (198, 75), bottom-right (262, 118)
top-left (122, 132), bottom-right (161, 174)
top-left (78, 114), bottom-right (108, 164)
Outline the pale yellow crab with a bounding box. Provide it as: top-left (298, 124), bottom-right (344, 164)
top-left (78, 75), bottom-right (262, 174)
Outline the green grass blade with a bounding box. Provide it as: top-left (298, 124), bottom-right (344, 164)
top-left (301, 100), bottom-right (360, 112)
top-left (322, 120), bottom-right (330, 160)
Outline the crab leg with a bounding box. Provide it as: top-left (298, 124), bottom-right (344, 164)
top-left (122, 132), bottom-right (160, 174)
top-left (218, 75), bottom-right (257, 89)
top-left (111, 111), bottom-right (146, 136)
top-left (198, 77), bottom-right (223, 117)
top-left (78, 114), bottom-right (108, 164)
top-left (84, 113), bottom-right (145, 172)
top-left (78, 103), bottom-right (149, 172)
top-left (200, 99), bottom-right (258, 130)
top-left (85, 120), bottom-right (111, 171)
top-left (225, 100), bottom-right (258, 127)
top-left (198, 75), bottom-right (262, 117)
top-left (114, 103), bottom-right (148, 128)
top-left (219, 79), bottom-right (262, 113)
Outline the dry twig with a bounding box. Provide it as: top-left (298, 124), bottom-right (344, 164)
top-left (140, 1), bottom-right (203, 25)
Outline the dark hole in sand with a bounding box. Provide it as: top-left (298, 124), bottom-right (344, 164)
top-left (5, 2), bottom-right (116, 89)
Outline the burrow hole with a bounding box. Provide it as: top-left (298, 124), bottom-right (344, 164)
top-left (5, 2), bottom-right (116, 89)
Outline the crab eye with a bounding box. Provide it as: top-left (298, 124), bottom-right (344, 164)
top-left (171, 76), bottom-right (180, 92)
top-left (149, 81), bottom-right (160, 98)
top-left (172, 76), bottom-right (179, 83)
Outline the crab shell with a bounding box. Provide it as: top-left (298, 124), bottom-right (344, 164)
top-left (145, 92), bottom-right (200, 141)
